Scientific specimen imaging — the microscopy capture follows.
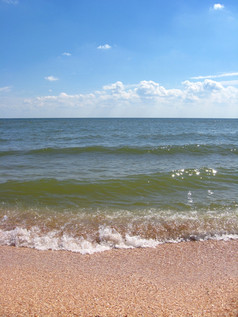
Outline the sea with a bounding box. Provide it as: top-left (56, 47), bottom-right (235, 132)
top-left (0, 118), bottom-right (237, 254)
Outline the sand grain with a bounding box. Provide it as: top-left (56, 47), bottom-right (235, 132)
top-left (0, 240), bottom-right (237, 316)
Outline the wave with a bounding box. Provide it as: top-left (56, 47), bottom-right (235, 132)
top-left (0, 144), bottom-right (237, 157)
top-left (0, 167), bottom-right (237, 209)
top-left (0, 225), bottom-right (237, 254)
top-left (0, 167), bottom-right (238, 206)
top-left (1, 195), bottom-right (237, 254)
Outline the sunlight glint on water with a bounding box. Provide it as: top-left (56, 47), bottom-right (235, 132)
top-left (0, 118), bottom-right (237, 253)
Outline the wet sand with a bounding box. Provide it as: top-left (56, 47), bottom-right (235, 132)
top-left (0, 240), bottom-right (237, 316)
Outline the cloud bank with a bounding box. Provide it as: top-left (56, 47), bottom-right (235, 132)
top-left (18, 79), bottom-right (238, 118)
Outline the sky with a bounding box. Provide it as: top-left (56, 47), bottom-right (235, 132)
top-left (0, 0), bottom-right (238, 118)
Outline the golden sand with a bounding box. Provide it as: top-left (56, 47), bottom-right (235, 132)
top-left (0, 240), bottom-right (237, 316)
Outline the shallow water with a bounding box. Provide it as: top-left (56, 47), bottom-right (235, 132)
top-left (0, 118), bottom-right (237, 253)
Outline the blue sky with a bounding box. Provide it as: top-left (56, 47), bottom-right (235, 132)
top-left (0, 0), bottom-right (238, 117)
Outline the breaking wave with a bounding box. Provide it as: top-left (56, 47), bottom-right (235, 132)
top-left (0, 225), bottom-right (237, 254)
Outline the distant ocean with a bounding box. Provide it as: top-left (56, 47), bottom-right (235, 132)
top-left (0, 118), bottom-right (237, 254)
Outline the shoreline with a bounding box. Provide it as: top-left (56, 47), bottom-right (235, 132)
top-left (0, 240), bottom-right (237, 316)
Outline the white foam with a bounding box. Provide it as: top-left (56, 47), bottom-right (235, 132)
top-left (98, 226), bottom-right (160, 249)
top-left (1, 215), bottom-right (8, 222)
top-left (0, 226), bottom-right (159, 254)
top-left (0, 226), bottom-right (237, 254)
top-left (204, 233), bottom-right (238, 242)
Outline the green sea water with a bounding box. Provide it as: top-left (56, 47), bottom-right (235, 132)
top-left (0, 118), bottom-right (237, 253)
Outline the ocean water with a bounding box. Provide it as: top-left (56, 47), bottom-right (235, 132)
top-left (0, 118), bottom-right (237, 254)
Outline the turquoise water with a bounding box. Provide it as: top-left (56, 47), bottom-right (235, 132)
top-left (0, 118), bottom-right (237, 253)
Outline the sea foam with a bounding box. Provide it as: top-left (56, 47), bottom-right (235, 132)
top-left (0, 225), bottom-right (237, 254)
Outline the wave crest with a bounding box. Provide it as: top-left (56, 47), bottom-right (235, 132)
top-left (0, 224), bottom-right (237, 254)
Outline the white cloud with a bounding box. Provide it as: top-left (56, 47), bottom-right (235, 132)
top-left (21, 79), bottom-right (238, 118)
top-left (2, 0), bottom-right (18, 4)
top-left (62, 52), bottom-right (71, 56)
top-left (191, 72), bottom-right (238, 80)
top-left (136, 80), bottom-right (171, 98)
top-left (182, 79), bottom-right (224, 101)
top-left (0, 86), bottom-right (11, 92)
top-left (183, 79), bottom-right (223, 92)
top-left (213, 3), bottom-right (224, 10)
top-left (44, 76), bottom-right (59, 82)
top-left (97, 44), bottom-right (111, 50)
top-left (103, 81), bottom-right (125, 93)
top-left (220, 80), bottom-right (238, 86)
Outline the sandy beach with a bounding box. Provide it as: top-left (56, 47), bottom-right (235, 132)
top-left (0, 240), bottom-right (237, 316)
